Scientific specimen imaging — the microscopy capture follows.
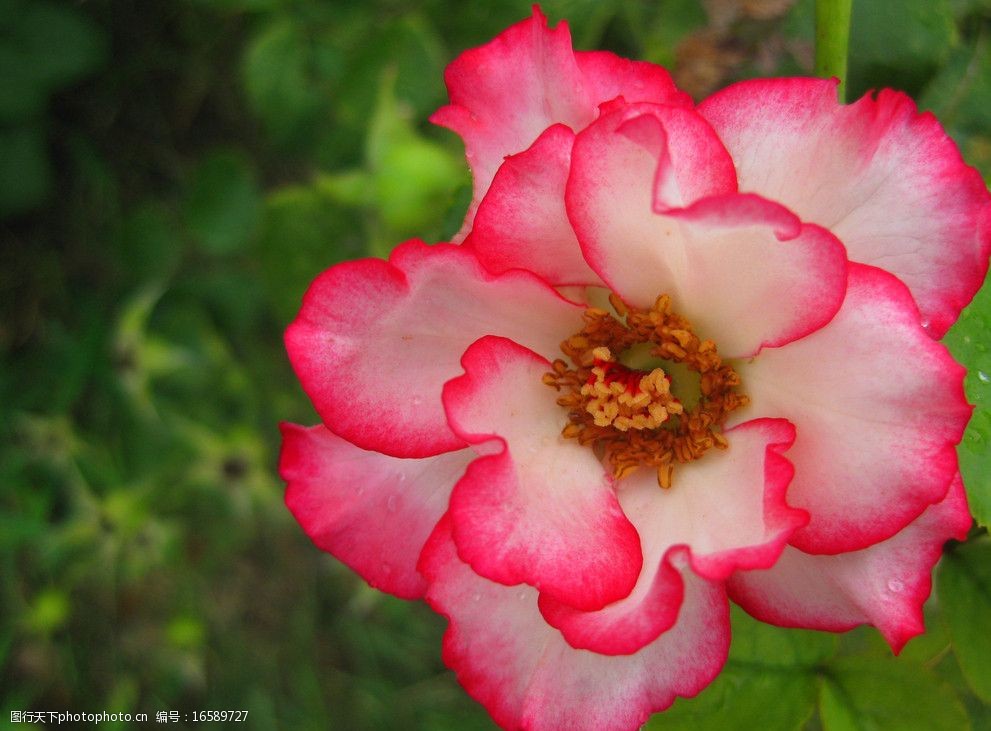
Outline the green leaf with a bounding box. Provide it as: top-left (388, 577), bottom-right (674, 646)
top-left (653, 666), bottom-right (820, 731)
top-left (648, 606), bottom-right (836, 730)
top-left (440, 181), bottom-right (472, 240)
top-left (13, 1), bottom-right (107, 87)
top-left (375, 137), bottom-right (464, 234)
top-left (944, 279), bottom-right (991, 527)
top-left (895, 601), bottom-right (952, 666)
top-left (166, 615), bottom-right (206, 649)
top-left (947, 0), bottom-right (991, 19)
top-left (188, 0), bottom-right (278, 11)
top-left (847, 0), bottom-right (957, 98)
top-left (24, 588), bottom-right (69, 633)
top-left (939, 538), bottom-right (991, 703)
top-left (0, 0), bottom-right (107, 123)
top-left (183, 149), bottom-right (261, 256)
top-left (255, 184), bottom-right (364, 323)
top-left (919, 34), bottom-right (991, 181)
top-left (0, 124), bottom-right (51, 217)
top-left (0, 50), bottom-right (48, 123)
top-left (313, 69), bottom-right (466, 253)
top-left (728, 605), bottom-right (838, 666)
top-left (365, 69), bottom-right (415, 171)
top-left (315, 169), bottom-right (375, 208)
top-left (335, 15), bottom-right (446, 131)
top-left (921, 36), bottom-right (991, 137)
top-left (626, 0), bottom-right (706, 70)
top-left (242, 20), bottom-right (322, 145)
top-left (819, 676), bottom-right (865, 730)
top-left (115, 202), bottom-right (182, 284)
top-left (542, 0), bottom-right (622, 48)
top-left (819, 657), bottom-right (969, 731)
top-left (365, 70), bottom-right (465, 234)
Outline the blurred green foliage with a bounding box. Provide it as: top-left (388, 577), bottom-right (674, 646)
top-left (1, 0), bottom-right (990, 729)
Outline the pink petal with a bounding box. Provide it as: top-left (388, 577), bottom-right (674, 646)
top-left (464, 124), bottom-right (601, 286)
top-left (442, 336), bottom-right (642, 611)
top-left (729, 476), bottom-right (972, 653)
top-left (433, 8), bottom-right (690, 240)
top-left (700, 77), bottom-right (991, 337)
top-left (621, 418), bottom-right (809, 579)
top-left (538, 418), bottom-right (808, 655)
top-left (279, 423), bottom-right (473, 600)
top-left (574, 50), bottom-right (691, 111)
top-left (285, 240), bottom-right (582, 458)
top-left (419, 515), bottom-right (730, 731)
top-left (739, 263), bottom-right (971, 554)
top-left (567, 102), bottom-right (848, 357)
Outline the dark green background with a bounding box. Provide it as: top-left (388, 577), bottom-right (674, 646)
top-left (2, 0), bottom-right (990, 729)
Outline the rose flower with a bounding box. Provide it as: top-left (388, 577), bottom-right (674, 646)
top-left (280, 9), bottom-right (989, 730)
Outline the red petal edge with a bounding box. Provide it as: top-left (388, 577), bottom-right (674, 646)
top-left (279, 422), bottom-right (472, 599)
top-left (284, 240), bottom-right (582, 458)
top-left (729, 476), bottom-right (972, 653)
top-left (441, 335), bottom-right (643, 612)
top-left (419, 514), bottom-right (730, 731)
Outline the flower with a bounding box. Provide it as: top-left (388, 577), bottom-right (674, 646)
top-left (279, 9), bottom-right (990, 731)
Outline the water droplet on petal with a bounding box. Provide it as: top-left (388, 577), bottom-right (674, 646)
top-left (517, 591), bottom-right (528, 601)
top-left (412, 395), bottom-right (422, 406)
top-left (472, 592), bottom-right (481, 602)
top-left (887, 579), bottom-right (904, 593)
top-left (920, 319), bottom-right (931, 330)
top-left (397, 473), bottom-right (407, 483)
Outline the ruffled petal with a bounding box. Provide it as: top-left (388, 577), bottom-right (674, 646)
top-left (574, 50), bottom-right (690, 111)
top-left (568, 102), bottom-right (737, 220)
top-left (433, 7), bottom-right (690, 240)
top-left (729, 476), bottom-right (972, 653)
top-left (419, 515), bottom-right (730, 731)
top-left (465, 124), bottom-right (600, 286)
top-left (619, 418), bottom-right (808, 580)
top-left (538, 551), bottom-right (684, 656)
top-left (700, 77), bottom-right (991, 337)
top-left (567, 102), bottom-right (847, 357)
top-left (538, 418), bottom-right (807, 655)
top-left (738, 263), bottom-right (971, 554)
top-left (279, 423), bottom-right (473, 600)
top-left (442, 336), bottom-right (642, 611)
top-left (285, 240), bottom-right (582, 458)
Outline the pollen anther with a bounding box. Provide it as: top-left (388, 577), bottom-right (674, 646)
top-left (545, 292), bottom-right (749, 489)
top-left (579, 347), bottom-right (683, 431)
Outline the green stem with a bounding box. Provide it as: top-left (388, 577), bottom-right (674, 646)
top-left (815, 0), bottom-right (853, 102)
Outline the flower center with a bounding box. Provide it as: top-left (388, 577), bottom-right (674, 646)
top-left (581, 346), bottom-right (684, 431)
top-left (543, 292), bottom-right (749, 489)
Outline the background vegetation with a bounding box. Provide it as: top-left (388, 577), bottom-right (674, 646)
top-left (2, 0), bottom-right (990, 728)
